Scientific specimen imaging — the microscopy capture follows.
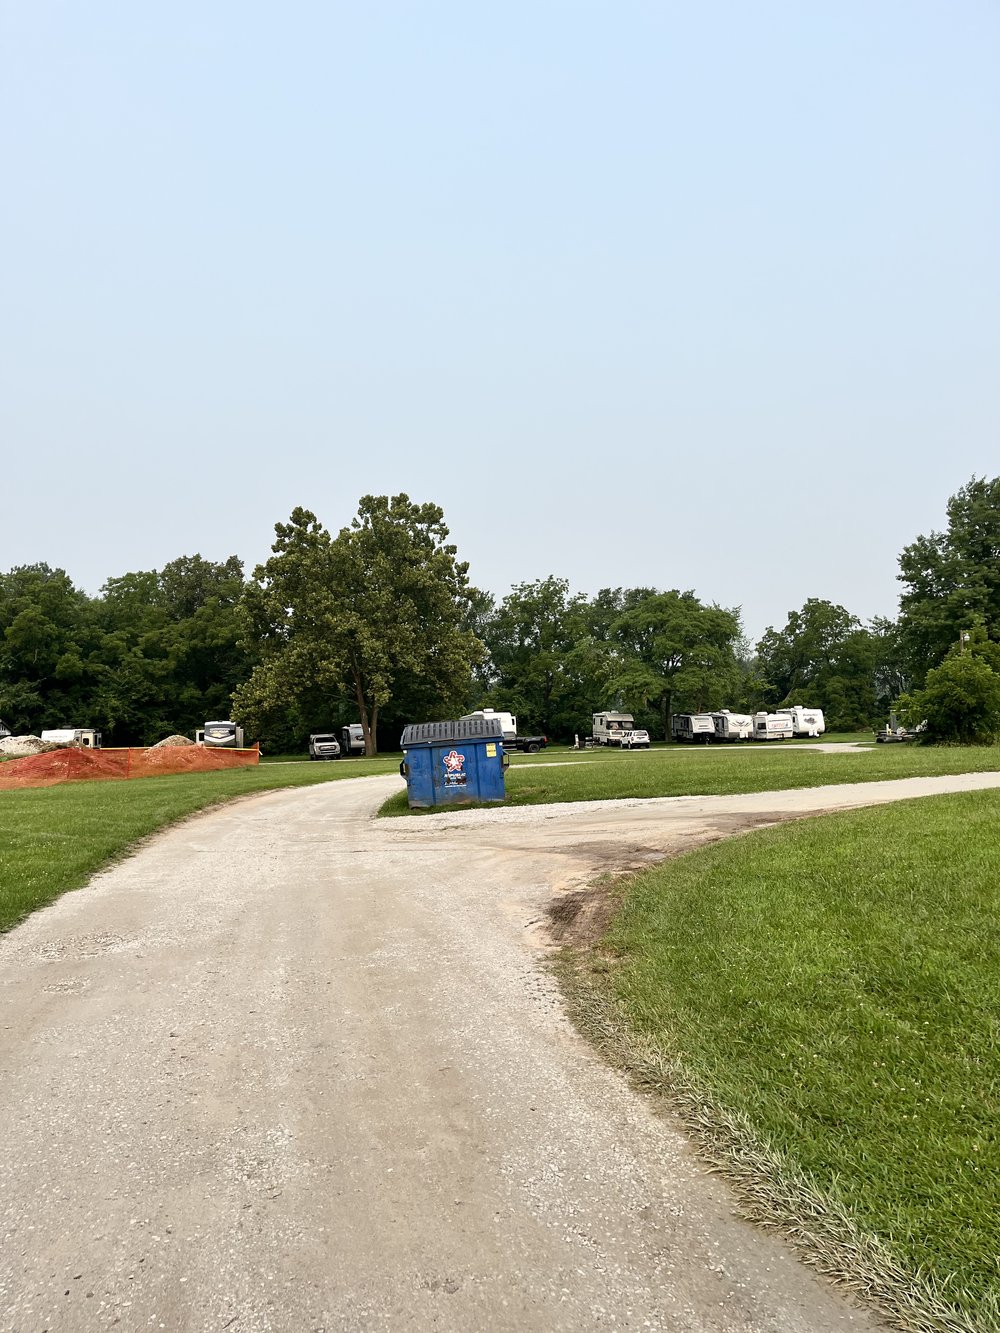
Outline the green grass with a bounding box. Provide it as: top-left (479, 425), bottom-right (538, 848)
top-left (588, 791), bottom-right (1000, 1331)
top-left (0, 758), bottom-right (401, 933)
top-left (379, 740), bottom-right (1000, 815)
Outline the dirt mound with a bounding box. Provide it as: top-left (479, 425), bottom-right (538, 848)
top-left (0, 735), bottom-right (61, 758)
top-left (0, 743), bottom-right (259, 790)
top-left (0, 748), bottom-right (128, 789)
top-left (150, 734), bottom-right (195, 748)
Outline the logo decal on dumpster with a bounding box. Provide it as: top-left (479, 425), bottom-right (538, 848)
top-left (442, 749), bottom-right (467, 786)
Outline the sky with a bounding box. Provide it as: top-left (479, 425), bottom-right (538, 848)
top-left (2, 1), bottom-right (998, 643)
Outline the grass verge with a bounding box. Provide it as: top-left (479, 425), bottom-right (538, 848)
top-left (560, 790), bottom-right (1000, 1333)
top-left (0, 758), bottom-right (401, 933)
top-left (378, 741), bottom-right (1000, 815)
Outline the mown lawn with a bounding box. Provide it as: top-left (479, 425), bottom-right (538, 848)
top-left (379, 739), bottom-right (1000, 814)
top-left (0, 758), bottom-right (401, 933)
top-left (588, 791), bottom-right (1000, 1331)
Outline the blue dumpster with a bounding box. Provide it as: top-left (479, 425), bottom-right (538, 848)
top-left (399, 718), bottom-right (508, 809)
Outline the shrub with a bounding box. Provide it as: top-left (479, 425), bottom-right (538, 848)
top-left (898, 652), bottom-right (1000, 744)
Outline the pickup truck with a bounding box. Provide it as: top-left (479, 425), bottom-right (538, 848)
top-left (308, 733), bottom-right (342, 760)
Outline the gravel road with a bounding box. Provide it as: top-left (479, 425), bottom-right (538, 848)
top-left (5, 770), bottom-right (999, 1332)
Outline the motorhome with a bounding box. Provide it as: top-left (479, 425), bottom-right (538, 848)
top-left (39, 727), bottom-right (102, 748)
top-left (592, 711), bottom-right (635, 746)
top-left (197, 721), bottom-right (245, 748)
top-left (775, 706), bottom-right (825, 738)
top-left (710, 711), bottom-right (754, 742)
top-left (670, 713), bottom-right (717, 743)
top-left (751, 712), bottom-right (793, 741)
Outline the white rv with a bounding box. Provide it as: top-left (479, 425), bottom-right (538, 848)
top-left (462, 708), bottom-right (517, 741)
top-left (671, 713), bottom-right (717, 743)
top-left (39, 727), bottom-right (102, 748)
top-left (592, 711), bottom-right (635, 746)
top-left (776, 706), bottom-right (825, 738)
top-left (710, 711), bottom-right (754, 742)
top-left (341, 723), bottom-right (366, 756)
top-left (197, 721), bottom-right (245, 748)
top-left (751, 712), bottom-right (793, 741)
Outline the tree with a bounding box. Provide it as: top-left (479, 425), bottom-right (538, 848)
top-left (0, 564), bottom-right (99, 734)
top-left (606, 590), bottom-right (743, 738)
top-left (897, 643), bottom-right (1000, 745)
top-left (756, 598), bottom-right (877, 731)
top-left (234, 497), bottom-right (481, 755)
top-left (94, 554), bottom-right (252, 744)
top-left (479, 577), bottom-right (595, 738)
top-left (898, 476), bottom-right (1000, 680)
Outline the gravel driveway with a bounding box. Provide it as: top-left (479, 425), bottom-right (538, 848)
top-left (5, 771), bottom-right (998, 1331)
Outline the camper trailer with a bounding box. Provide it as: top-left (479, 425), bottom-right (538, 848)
top-left (751, 712), bottom-right (794, 741)
top-left (39, 727), bottom-right (102, 748)
top-left (710, 711), bottom-right (754, 742)
top-left (671, 713), bottom-right (717, 743)
top-left (197, 721), bottom-right (245, 748)
top-left (461, 709), bottom-right (547, 752)
top-left (775, 706), bottom-right (825, 738)
top-left (341, 723), bottom-right (366, 756)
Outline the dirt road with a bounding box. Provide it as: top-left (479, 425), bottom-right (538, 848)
top-left (5, 772), bottom-right (999, 1332)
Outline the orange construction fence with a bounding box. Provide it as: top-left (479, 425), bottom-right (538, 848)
top-left (0, 745), bottom-right (260, 791)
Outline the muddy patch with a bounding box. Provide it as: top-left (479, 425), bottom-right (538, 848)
top-left (546, 812), bottom-right (801, 950)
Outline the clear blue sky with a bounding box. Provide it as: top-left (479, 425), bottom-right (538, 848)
top-left (3, 1), bottom-right (997, 641)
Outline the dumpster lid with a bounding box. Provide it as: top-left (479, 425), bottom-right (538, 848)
top-left (401, 718), bottom-right (504, 747)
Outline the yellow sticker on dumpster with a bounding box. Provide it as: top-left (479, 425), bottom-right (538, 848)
top-left (486, 743), bottom-right (497, 757)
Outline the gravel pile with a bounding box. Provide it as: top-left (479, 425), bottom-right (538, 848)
top-left (0, 735), bottom-right (60, 758)
top-left (150, 734), bottom-right (195, 749)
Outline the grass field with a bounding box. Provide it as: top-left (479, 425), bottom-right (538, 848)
top-left (379, 739), bottom-right (1000, 815)
top-left (0, 758), bottom-right (400, 933)
top-left (571, 791), bottom-right (1000, 1332)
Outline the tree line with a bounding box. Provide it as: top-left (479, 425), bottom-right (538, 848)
top-left (2, 477), bottom-right (999, 752)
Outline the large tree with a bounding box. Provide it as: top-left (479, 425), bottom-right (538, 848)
top-left (898, 476), bottom-right (1000, 680)
top-left (479, 577), bottom-right (596, 738)
top-left (93, 554), bottom-right (252, 744)
top-left (234, 496), bottom-right (481, 755)
top-left (756, 598), bottom-right (877, 731)
top-left (606, 590), bottom-right (743, 738)
top-left (0, 564), bottom-right (100, 734)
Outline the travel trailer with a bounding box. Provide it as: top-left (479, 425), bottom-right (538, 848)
top-left (775, 706), bottom-right (825, 738)
top-left (197, 721), bottom-right (245, 748)
top-left (670, 713), bottom-right (717, 743)
top-left (710, 711), bottom-right (754, 742)
top-left (461, 709), bottom-right (547, 752)
top-left (39, 727), bottom-right (102, 748)
top-left (341, 723), bottom-right (366, 756)
top-left (751, 712), bottom-right (794, 741)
